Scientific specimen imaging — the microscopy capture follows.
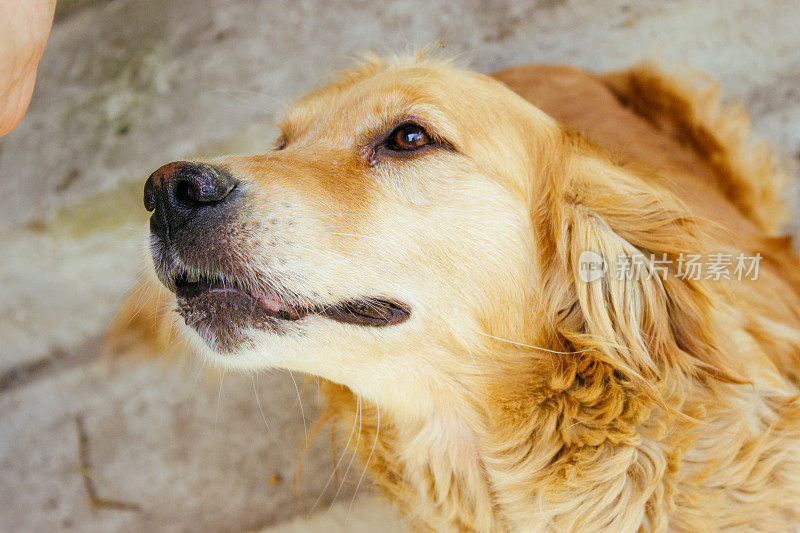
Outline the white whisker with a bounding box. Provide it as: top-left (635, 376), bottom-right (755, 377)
top-left (214, 369), bottom-right (226, 432)
top-left (348, 401), bottom-right (380, 518)
top-left (332, 395), bottom-right (362, 508)
top-left (289, 371), bottom-right (308, 442)
top-left (309, 395), bottom-right (361, 514)
top-left (476, 331), bottom-right (588, 355)
top-left (329, 231), bottom-right (382, 241)
top-left (252, 375), bottom-right (279, 445)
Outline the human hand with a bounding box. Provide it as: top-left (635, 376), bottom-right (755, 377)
top-left (0, 0), bottom-right (57, 137)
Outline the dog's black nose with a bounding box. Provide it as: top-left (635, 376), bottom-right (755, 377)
top-left (144, 161), bottom-right (236, 242)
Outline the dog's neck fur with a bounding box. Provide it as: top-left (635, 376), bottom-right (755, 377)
top-left (324, 340), bottom-right (800, 532)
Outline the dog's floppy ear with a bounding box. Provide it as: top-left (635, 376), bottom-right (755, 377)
top-left (104, 267), bottom-right (186, 358)
top-left (533, 133), bottom-right (744, 402)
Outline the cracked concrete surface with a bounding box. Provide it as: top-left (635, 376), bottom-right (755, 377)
top-left (1, 0), bottom-right (798, 531)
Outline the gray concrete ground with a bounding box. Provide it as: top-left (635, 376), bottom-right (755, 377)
top-left (0, 0), bottom-right (798, 531)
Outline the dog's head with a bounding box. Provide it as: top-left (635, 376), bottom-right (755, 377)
top-left (140, 56), bottom-right (739, 408)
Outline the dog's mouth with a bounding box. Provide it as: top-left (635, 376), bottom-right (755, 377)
top-left (175, 274), bottom-right (309, 321)
top-left (169, 269), bottom-right (410, 351)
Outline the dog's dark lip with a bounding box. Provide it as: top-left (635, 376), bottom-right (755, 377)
top-left (173, 274), bottom-right (410, 327)
top-left (319, 299), bottom-right (411, 327)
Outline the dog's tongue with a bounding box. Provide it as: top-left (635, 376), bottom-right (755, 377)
top-left (256, 293), bottom-right (304, 320)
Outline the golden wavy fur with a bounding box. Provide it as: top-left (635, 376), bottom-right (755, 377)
top-left (108, 56), bottom-right (800, 531)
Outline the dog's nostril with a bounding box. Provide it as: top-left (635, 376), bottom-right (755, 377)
top-left (174, 179), bottom-right (201, 206)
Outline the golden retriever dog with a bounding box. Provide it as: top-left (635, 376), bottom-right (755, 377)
top-left (109, 55), bottom-right (800, 531)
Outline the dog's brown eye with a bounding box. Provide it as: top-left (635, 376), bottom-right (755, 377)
top-left (387, 123), bottom-right (432, 151)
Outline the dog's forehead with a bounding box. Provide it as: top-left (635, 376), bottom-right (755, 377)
top-left (279, 60), bottom-right (496, 136)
